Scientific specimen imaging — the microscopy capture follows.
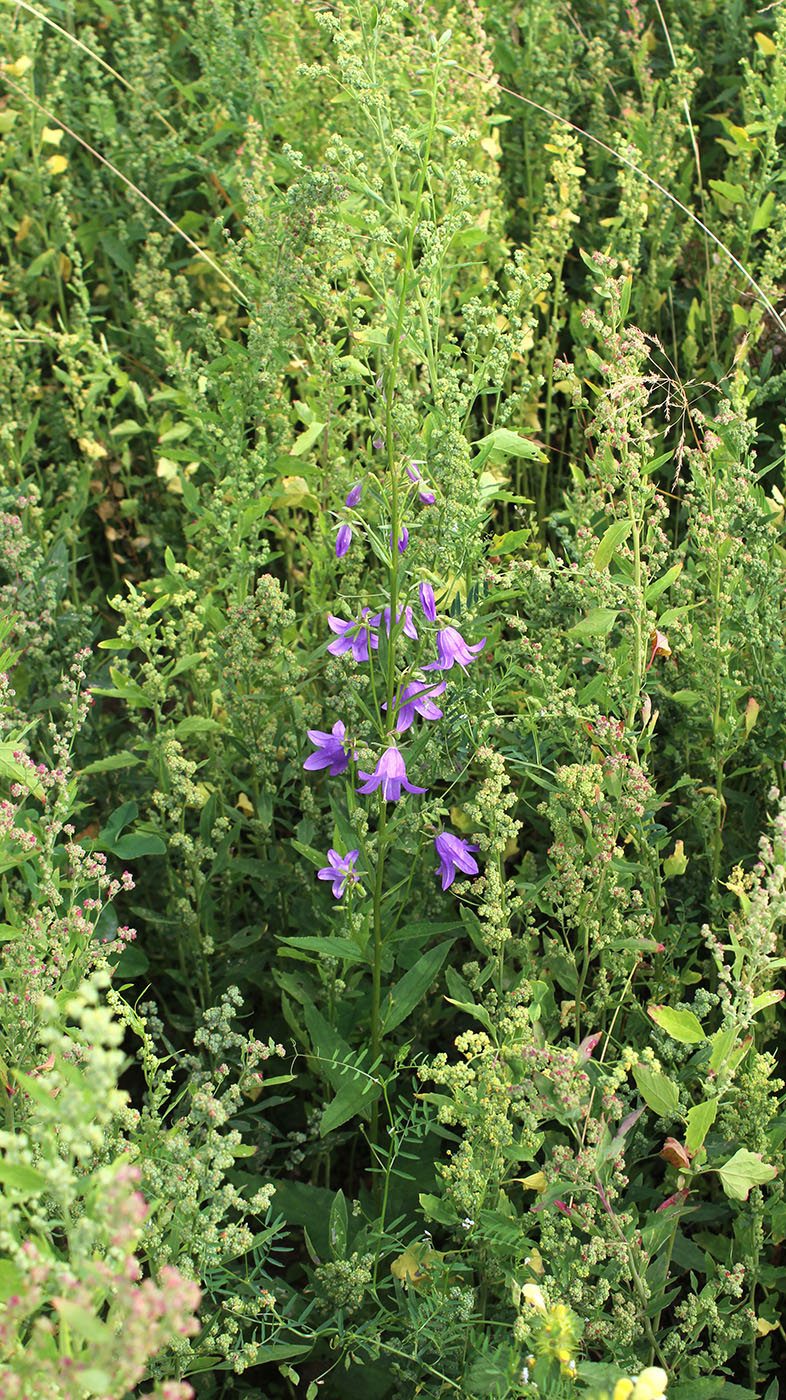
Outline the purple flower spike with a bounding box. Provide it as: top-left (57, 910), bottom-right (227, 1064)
top-left (336, 523), bottom-right (352, 559)
top-left (383, 678), bottom-right (447, 733)
top-left (327, 609), bottom-right (379, 662)
top-left (434, 625), bottom-right (486, 672)
top-left (356, 746), bottom-right (428, 802)
top-left (434, 831), bottom-right (480, 891)
top-left (345, 481), bottom-right (363, 508)
top-left (303, 720), bottom-right (355, 776)
top-left (372, 606), bottom-right (419, 641)
top-left (390, 526), bottom-right (409, 554)
top-left (419, 582), bottom-right (437, 622)
top-left (318, 848), bottom-right (360, 899)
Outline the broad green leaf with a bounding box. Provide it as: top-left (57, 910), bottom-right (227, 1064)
top-left (752, 989), bottom-right (784, 1014)
top-left (685, 1099), bottom-right (717, 1153)
top-left (751, 191), bottom-right (776, 233)
top-left (289, 421), bottom-right (326, 456)
top-left (567, 607), bottom-right (619, 638)
top-left (490, 528), bottom-right (530, 555)
top-left (175, 716), bottom-right (223, 737)
top-left (110, 831), bottom-right (166, 858)
top-left (320, 1074), bottom-right (381, 1136)
top-left (52, 1300), bottom-right (110, 1343)
top-left (709, 179), bottom-right (745, 204)
top-left (593, 519), bottom-right (632, 570)
top-left (709, 1023), bottom-right (737, 1073)
top-left (0, 1162), bottom-right (47, 1193)
top-left (329, 1189), bottom-right (348, 1260)
top-left (632, 1064), bottom-right (679, 1118)
top-left (278, 935), bottom-right (366, 963)
top-left (382, 942), bottom-right (451, 1033)
top-left (79, 750), bottom-right (141, 775)
top-left (718, 1148), bottom-right (777, 1201)
top-left (663, 840), bottom-right (688, 877)
top-left (475, 428), bottom-right (544, 461)
top-left (646, 560), bottom-right (683, 603)
top-left (0, 744), bottom-right (44, 800)
top-left (648, 1005), bottom-right (705, 1044)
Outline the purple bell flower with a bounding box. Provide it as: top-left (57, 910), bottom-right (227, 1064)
top-left (383, 678), bottom-right (447, 733)
top-left (419, 582), bottom-right (437, 622)
top-left (335, 523), bottom-right (352, 559)
top-left (318, 848), bottom-right (360, 899)
top-left (356, 746), bottom-right (428, 802)
top-left (390, 526), bottom-right (409, 554)
top-left (345, 481), bottom-right (363, 508)
top-left (434, 831), bottom-right (480, 891)
top-left (303, 720), bottom-right (355, 775)
top-left (434, 625), bottom-right (486, 672)
top-left (405, 461), bottom-right (436, 505)
top-left (327, 609), bottom-right (379, 662)
top-left (371, 605), bottom-right (419, 641)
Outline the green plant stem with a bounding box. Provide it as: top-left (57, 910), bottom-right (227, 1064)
top-left (626, 483), bottom-right (644, 730)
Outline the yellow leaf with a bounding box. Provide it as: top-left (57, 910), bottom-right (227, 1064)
top-left (754, 31), bottom-right (776, 56)
top-left (517, 1171), bottom-right (547, 1192)
top-left (390, 1242), bottom-right (441, 1289)
top-left (449, 805), bottom-right (473, 834)
top-left (45, 154), bottom-right (68, 175)
top-left (41, 126), bottom-right (63, 146)
top-left (756, 1315), bottom-right (779, 1335)
top-left (7, 55), bottom-right (32, 77)
top-left (15, 215), bottom-right (31, 245)
top-left (235, 792), bottom-right (254, 816)
top-left (521, 1282), bottom-right (547, 1313)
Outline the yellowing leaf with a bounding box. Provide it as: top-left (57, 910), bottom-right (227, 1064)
top-left (235, 792), bottom-right (254, 817)
top-left (7, 55), bottom-right (32, 77)
top-left (756, 1316), bottom-right (779, 1335)
top-left (521, 1283), bottom-right (547, 1312)
top-left (45, 154), bottom-right (68, 175)
top-left (745, 697), bottom-right (760, 735)
top-left (517, 1171), bottom-right (547, 1192)
top-left (754, 31), bottom-right (776, 55)
top-left (41, 126), bottom-right (63, 146)
top-left (663, 840), bottom-right (688, 878)
top-left (390, 1242), bottom-right (441, 1289)
top-left (14, 215), bottom-right (31, 245)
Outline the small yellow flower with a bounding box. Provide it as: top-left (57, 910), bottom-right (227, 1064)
top-left (42, 126), bottom-right (63, 146)
top-left (45, 154), bottom-right (68, 175)
top-left (6, 54), bottom-right (32, 77)
top-left (613, 1382), bottom-right (635, 1400)
top-left (631, 1368), bottom-right (668, 1400)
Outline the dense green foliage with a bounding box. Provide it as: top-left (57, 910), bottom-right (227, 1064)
top-left (1, 2), bottom-right (786, 1397)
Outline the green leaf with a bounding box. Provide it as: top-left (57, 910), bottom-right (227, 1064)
top-left (718, 1148), bottom-right (777, 1201)
top-left (381, 942), bottom-right (451, 1033)
top-left (110, 831), bottom-right (166, 859)
top-left (278, 935), bottom-right (367, 964)
top-left (328, 1189), bottom-right (348, 1260)
top-left (289, 421), bottom-right (326, 456)
top-left (632, 1064), bottom-right (679, 1118)
top-left (0, 1162), bottom-right (47, 1193)
top-left (685, 1099), bottom-right (717, 1153)
top-left (474, 428), bottom-right (544, 462)
top-left (646, 560), bottom-right (683, 603)
top-left (53, 1299), bottom-right (110, 1343)
top-left (320, 1074), bottom-right (381, 1136)
top-left (751, 191), bottom-right (776, 233)
top-left (593, 520), bottom-right (632, 570)
top-left (709, 1024), bottom-right (737, 1073)
top-left (752, 989), bottom-right (784, 1014)
top-left (648, 1005), bottom-right (705, 1044)
top-left (174, 716), bottom-right (223, 737)
top-left (709, 179), bottom-right (746, 204)
top-left (490, 528), bottom-right (530, 555)
top-left (567, 607), bottom-right (619, 638)
top-left (79, 750), bottom-right (141, 775)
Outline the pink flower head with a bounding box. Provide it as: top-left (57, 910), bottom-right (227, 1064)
top-left (356, 746), bottom-right (427, 802)
top-left (433, 831), bottom-right (480, 890)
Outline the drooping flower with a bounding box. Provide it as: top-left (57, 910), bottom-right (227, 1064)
top-left (303, 720), bottom-right (355, 775)
top-left (335, 523), bottom-right (352, 559)
top-left (419, 582), bottom-right (437, 622)
top-left (405, 461), bottom-right (436, 505)
top-left (373, 434), bottom-right (384, 451)
top-left (345, 481), bottom-right (363, 508)
top-left (327, 609), bottom-right (379, 662)
top-left (645, 628), bottom-right (671, 673)
top-left (317, 848), bottom-right (360, 899)
top-left (390, 526), bottom-right (409, 554)
top-left (383, 678), bottom-right (447, 733)
top-left (356, 746), bottom-right (427, 801)
top-left (372, 605), bottom-right (418, 641)
top-left (433, 625), bottom-right (486, 671)
top-left (433, 831), bottom-right (480, 890)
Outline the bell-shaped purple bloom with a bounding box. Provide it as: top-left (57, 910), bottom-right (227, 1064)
top-left (356, 746), bottom-right (428, 802)
top-left (419, 582), bottom-right (437, 622)
top-left (327, 609), bottom-right (379, 662)
top-left (345, 481), bottom-right (363, 508)
top-left (434, 625), bottom-right (486, 672)
top-left (371, 605), bottom-right (418, 641)
top-left (336, 523), bottom-right (352, 559)
top-left (405, 461), bottom-right (436, 505)
top-left (383, 678), bottom-right (447, 733)
top-left (390, 527), bottom-right (409, 554)
top-left (318, 848), bottom-right (360, 899)
top-left (434, 831), bottom-right (480, 891)
top-left (303, 720), bottom-right (355, 775)
top-left (373, 434), bottom-right (384, 451)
